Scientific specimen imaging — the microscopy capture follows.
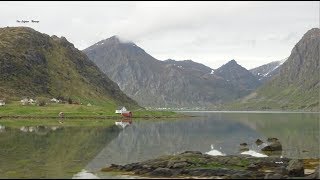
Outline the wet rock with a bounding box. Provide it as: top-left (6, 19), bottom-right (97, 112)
top-left (172, 162), bottom-right (189, 169)
top-left (286, 159), bottom-right (304, 177)
top-left (267, 137), bottom-right (279, 142)
top-left (256, 139), bottom-right (264, 145)
top-left (239, 143), bottom-right (249, 152)
top-left (149, 168), bottom-right (173, 177)
top-left (110, 164), bottom-right (121, 169)
top-left (134, 168), bottom-right (152, 175)
top-left (264, 173), bottom-right (283, 179)
top-left (181, 151), bottom-right (202, 155)
top-left (149, 160), bottom-right (169, 169)
top-left (239, 147), bottom-right (249, 152)
top-left (247, 163), bottom-right (259, 170)
top-left (229, 171), bottom-right (254, 179)
top-left (261, 141), bottom-right (282, 151)
top-left (167, 158), bottom-right (188, 168)
top-left (122, 163), bottom-right (141, 171)
top-left (183, 168), bottom-right (237, 177)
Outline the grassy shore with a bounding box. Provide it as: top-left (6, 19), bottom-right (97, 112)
top-left (0, 101), bottom-right (180, 118)
top-left (0, 101), bottom-right (186, 128)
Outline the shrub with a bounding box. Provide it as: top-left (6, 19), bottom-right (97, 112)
top-left (37, 97), bottom-right (49, 106)
top-left (68, 97), bottom-right (73, 104)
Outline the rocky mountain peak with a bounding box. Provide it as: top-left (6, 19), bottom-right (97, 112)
top-left (301, 28), bottom-right (320, 40)
top-left (105, 35), bottom-right (121, 43)
top-left (218, 59), bottom-right (242, 71)
top-left (229, 59), bottom-right (237, 64)
top-left (103, 35), bottom-right (136, 46)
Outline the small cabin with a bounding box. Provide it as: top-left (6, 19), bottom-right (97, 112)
top-left (121, 111), bottom-right (132, 118)
top-left (0, 100), bottom-right (5, 106)
top-left (115, 106), bottom-right (127, 114)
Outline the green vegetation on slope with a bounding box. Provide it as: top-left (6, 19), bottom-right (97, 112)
top-left (0, 26), bottom-right (139, 110)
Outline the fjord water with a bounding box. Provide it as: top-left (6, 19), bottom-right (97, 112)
top-left (0, 112), bottom-right (319, 178)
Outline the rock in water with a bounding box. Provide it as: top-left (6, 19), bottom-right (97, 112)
top-left (239, 143), bottom-right (249, 152)
top-left (261, 140), bottom-right (282, 151)
top-left (286, 159), bottom-right (304, 177)
top-left (255, 139), bottom-right (264, 145)
top-left (267, 137), bottom-right (279, 142)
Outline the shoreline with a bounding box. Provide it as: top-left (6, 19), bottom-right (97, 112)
top-left (0, 114), bottom-right (195, 120)
top-left (175, 110), bottom-right (320, 113)
top-left (101, 151), bottom-right (320, 179)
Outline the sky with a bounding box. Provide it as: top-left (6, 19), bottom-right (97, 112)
top-left (0, 1), bottom-right (319, 69)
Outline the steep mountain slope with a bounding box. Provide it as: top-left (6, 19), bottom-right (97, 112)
top-left (214, 60), bottom-right (261, 95)
top-left (250, 58), bottom-right (287, 82)
top-left (84, 37), bottom-right (260, 108)
top-left (229, 28), bottom-right (320, 111)
top-left (164, 59), bottom-right (213, 74)
top-left (0, 27), bottom-right (138, 108)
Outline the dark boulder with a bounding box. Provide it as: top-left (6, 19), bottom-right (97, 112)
top-left (286, 159), bottom-right (304, 177)
top-left (261, 141), bottom-right (282, 151)
top-left (267, 137), bottom-right (279, 142)
top-left (264, 173), bottom-right (283, 179)
top-left (239, 143), bottom-right (249, 152)
top-left (255, 139), bottom-right (264, 145)
top-left (149, 168), bottom-right (173, 177)
top-left (181, 151), bottom-right (202, 155)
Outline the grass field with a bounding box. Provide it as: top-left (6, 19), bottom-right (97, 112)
top-left (0, 101), bottom-right (182, 128)
top-left (0, 101), bottom-right (178, 118)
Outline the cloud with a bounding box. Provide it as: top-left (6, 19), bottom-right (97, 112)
top-left (0, 1), bottom-right (318, 69)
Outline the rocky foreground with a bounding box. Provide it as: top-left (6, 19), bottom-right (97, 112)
top-left (101, 151), bottom-right (319, 179)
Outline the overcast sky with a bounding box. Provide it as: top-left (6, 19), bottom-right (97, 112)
top-left (0, 1), bottom-right (319, 69)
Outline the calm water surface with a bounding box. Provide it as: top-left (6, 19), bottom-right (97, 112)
top-left (0, 112), bottom-right (319, 178)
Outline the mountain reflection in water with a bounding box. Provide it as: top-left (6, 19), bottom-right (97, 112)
top-left (86, 112), bottom-right (319, 173)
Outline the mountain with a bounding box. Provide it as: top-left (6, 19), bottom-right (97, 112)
top-left (84, 36), bottom-right (261, 108)
top-left (0, 27), bottom-right (138, 108)
top-left (214, 59), bottom-right (261, 94)
top-left (229, 28), bottom-right (320, 111)
top-left (250, 58), bottom-right (287, 82)
top-left (164, 59), bottom-right (213, 74)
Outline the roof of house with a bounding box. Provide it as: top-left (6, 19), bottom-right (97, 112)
top-left (117, 106), bottom-right (126, 110)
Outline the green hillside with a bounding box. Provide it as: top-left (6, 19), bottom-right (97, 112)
top-left (0, 27), bottom-right (139, 109)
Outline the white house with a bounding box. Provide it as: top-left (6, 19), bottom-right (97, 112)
top-left (21, 98), bottom-right (37, 105)
top-left (21, 98), bottom-right (29, 105)
top-left (115, 106), bottom-right (127, 114)
top-left (28, 99), bottom-right (36, 104)
top-left (50, 98), bottom-right (60, 103)
top-left (0, 100), bottom-right (5, 106)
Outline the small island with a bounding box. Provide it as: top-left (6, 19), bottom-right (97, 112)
top-left (102, 151), bottom-right (319, 179)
